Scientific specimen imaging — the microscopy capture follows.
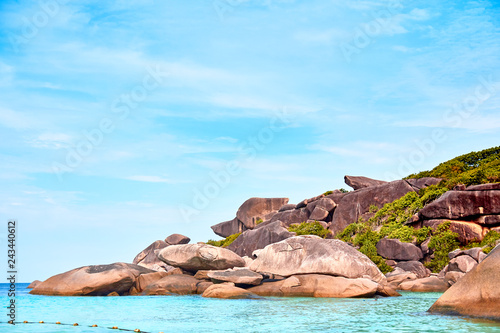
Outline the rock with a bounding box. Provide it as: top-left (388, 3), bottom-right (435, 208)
top-left (207, 269), bottom-right (263, 286)
top-left (344, 175), bottom-right (388, 190)
top-left (448, 249), bottom-right (463, 260)
top-left (249, 236), bottom-right (386, 283)
top-left (132, 240), bottom-right (174, 272)
top-left (386, 271), bottom-right (418, 290)
top-left (473, 215), bottom-right (500, 225)
top-left (419, 190), bottom-right (500, 220)
top-left (242, 256), bottom-right (254, 267)
top-left (237, 197), bottom-right (290, 229)
top-left (296, 194), bottom-right (324, 209)
top-left (269, 208), bottom-right (310, 227)
top-left (398, 276), bottom-right (449, 292)
top-left (129, 271), bottom-right (169, 295)
top-left (142, 274), bottom-right (200, 295)
top-left (202, 283), bottom-right (260, 299)
top-left (377, 284), bottom-right (402, 297)
top-left (27, 280), bottom-right (42, 289)
top-left (395, 261), bottom-right (429, 278)
top-left (376, 238), bottom-right (423, 261)
top-left (330, 180), bottom-right (416, 234)
top-left (462, 247), bottom-right (484, 262)
top-left (279, 204), bottom-right (296, 212)
top-left (405, 177), bottom-right (442, 191)
top-left (308, 207), bottom-right (330, 221)
top-left (437, 265), bottom-right (449, 279)
top-left (107, 292), bottom-right (120, 297)
top-left (448, 255), bottom-right (477, 273)
top-left (226, 221), bottom-right (295, 257)
top-left (194, 270), bottom-right (212, 280)
top-left (30, 263), bottom-right (154, 296)
top-left (478, 251), bottom-right (487, 263)
top-left (466, 183), bottom-right (500, 191)
top-left (211, 218), bottom-right (247, 238)
top-left (428, 245), bottom-right (500, 320)
top-left (306, 197), bottom-right (337, 214)
top-left (444, 271), bottom-right (465, 286)
top-left (165, 234), bottom-right (190, 245)
top-left (422, 219), bottom-right (484, 244)
top-left (158, 243), bottom-right (245, 272)
top-left (420, 238), bottom-right (431, 256)
top-left (196, 281), bottom-right (214, 294)
top-left (248, 274), bottom-right (379, 298)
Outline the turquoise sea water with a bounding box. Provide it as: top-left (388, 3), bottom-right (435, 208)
top-left (1, 283), bottom-right (499, 333)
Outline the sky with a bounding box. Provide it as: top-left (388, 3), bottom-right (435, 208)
top-left (0, 0), bottom-right (499, 282)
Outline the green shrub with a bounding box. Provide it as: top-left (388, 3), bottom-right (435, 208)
top-left (465, 230), bottom-right (500, 254)
top-left (369, 205), bottom-right (379, 213)
top-left (323, 190), bottom-right (334, 196)
top-left (339, 188), bottom-right (349, 193)
top-left (255, 218), bottom-right (264, 225)
top-left (288, 221), bottom-right (330, 238)
top-left (206, 232), bottom-right (241, 247)
top-left (425, 221), bottom-right (460, 273)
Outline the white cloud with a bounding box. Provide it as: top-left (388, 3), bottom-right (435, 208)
top-left (124, 175), bottom-right (173, 183)
top-left (29, 132), bottom-right (73, 149)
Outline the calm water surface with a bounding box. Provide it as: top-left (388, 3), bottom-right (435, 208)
top-left (1, 283), bottom-right (499, 333)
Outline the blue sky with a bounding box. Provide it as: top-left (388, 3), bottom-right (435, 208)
top-left (0, 0), bottom-right (499, 281)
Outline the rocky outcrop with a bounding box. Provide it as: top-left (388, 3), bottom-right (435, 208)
top-left (394, 261), bottom-right (429, 279)
top-left (207, 269), bottom-right (263, 286)
top-left (398, 276), bottom-right (449, 292)
top-left (211, 197), bottom-right (289, 237)
top-left (30, 263), bottom-right (154, 296)
top-left (330, 180), bottom-right (416, 234)
top-left (226, 221), bottom-right (296, 257)
top-left (142, 274), bottom-right (201, 295)
top-left (269, 208), bottom-right (310, 227)
top-left (249, 236), bottom-right (386, 283)
top-left (132, 240), bottom-right (174, 272)
top-left (158, 243), bottom-right (245, 272)
top-left (27, 280), bottom-right (42, 289)
top-left (165, 234), bottom-right (190, 245)
top-left (129, 271), bottom-right (169, 295)
top-left (429, 245), bottom-right (500, 320)
top-left (248, 274), bottom-right (379, 298)
top-left (202, 283), bottom-right (260, 299)
top-left (376, 238), bottom-right (423, 261)
top-left (344, 175), bottom-right (388, 190)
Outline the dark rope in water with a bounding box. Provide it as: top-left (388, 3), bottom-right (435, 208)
top-left (2, 320), bottom-right (164, 333)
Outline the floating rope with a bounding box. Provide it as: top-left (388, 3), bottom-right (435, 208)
top-left (2, 321), bottom-right (166, 333)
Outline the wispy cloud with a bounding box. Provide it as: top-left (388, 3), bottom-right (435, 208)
top-left (124, 175), bottom-right (173, 183)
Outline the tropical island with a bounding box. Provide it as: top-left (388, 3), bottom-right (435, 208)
top-left (29, 146), bottom-right (500, 321)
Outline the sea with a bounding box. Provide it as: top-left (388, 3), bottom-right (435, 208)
top-left (1, 283), bottom-right (499, 333)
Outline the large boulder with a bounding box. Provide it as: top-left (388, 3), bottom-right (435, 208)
top-left (30, 263), bottom-right (154, 296)
top-left (27, 280), bottom-right (42, 289)
top-left (465, 183), bottom-right (500, 191)
top-left (158, 243), bottom-right (245, 272)
top-left (226, 221), bottom-right (296, 257)
top-left (398, 276), bottom-right (449, 292)
top-left (269, 208), bottom-right (310, 227)
top-left (207, 269), bottom-right (263, 286)
top-left (330, 180), bottom-right (416, 234)
top-left (422, 219), bottom-right (485, 243)
top-left (211, 218), bottom-right (247, 238)
top-left (202, 283), bottom-right (260, 299)
top-left (405, 177), bottom-right (442, 191)
top-left (448, 255), bottom-right (477, 273)
top-left (237, 197), bottom-right (289, 229)
top-left (428, 245), bottom-right (500, 320)
top-left (142, 274), bottom-right (200, 295)
top-left (395, 261), bottom-right (429, 278)
top-left (165, 234), bottom-right (190, 245)
top-left (376, 238), bottom-right (423, 261)
top-left (248, 274), bottom-right (379, 298)
top-left (419, 190), bottom-right (500, 220)
top-left (344, 175), bottom-right (387, 190)
top-left (249, 236), bottom-right (386, 283)
top-left (132, 240), bottom-right (174, 272)
top-left (129, 271), bottom-right (169, 295)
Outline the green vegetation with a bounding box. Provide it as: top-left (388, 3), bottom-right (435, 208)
top-left (323, 190), bottom-right (334, 196)
top-left (337, 186), bottom-right (450, 273)
top-left (406, 146), bottom-right (500, 187)
top-left (288, 221), bottom-right (331, 239)
top-left (206, 233), bottom-right (241, 247)
top-left (369, 205), bottom-right (379, 213)
top-left (339, 188), bottom-right (350, 193)
top-left (425, 221), bottom-right (460, 272)
top-left (465, 230), bottom-right (500, 254)
top-left (255, 218), bottom-right (264, 225)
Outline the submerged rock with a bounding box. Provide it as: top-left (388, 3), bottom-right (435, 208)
top-left (30, 263), bottom-right (154, 296)
top-left (429, 245), bottom-right (500, 321)
top-left (249, 236), bottom-right (386, 283)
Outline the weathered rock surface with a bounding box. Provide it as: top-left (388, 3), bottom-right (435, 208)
top-left (419, 190), bottom-right (500, 220)
top-left (132, 240), bottom-right (174, 272)
top-left (165, 234), bottom-right (190, 245)
top-left (309, 207), bottom-right (330, 221)
top-left (249, 236), bottom-right (386, 283)
top-left (279, 204), bottom-right (296, 212)
top-left (386, 271), bottom-right (417, 289)
top-left (465, 183), bottom-right (500, 191)
top-left (444, 271), bottom-right (465, 286)
top-left (473, 215), bottom-right (500, 225)
top-left (202, 283), bottom-right (260, 299)
top-left (269, 208), bottom-right (310, 227)
top-left (398, 276), bottom-right (449, 292)
top-left (207, 269), bottom-right (263, 286)
top-left (142, 274), bottom-right (200, 295)
top-left (27, 280), bottom-right (42, 289)
top-left (395, 261), bottom-right (429, 279)
top-left (423, 219), bottom-right (484, 244)
top-left (226, 221), bottom-right (296, 257)
top-left (405, 177), bottom-right (442, 191)
top-left (248, 274), bottom-right (379, 298)
top-left (376, 238), bottom-right (423, 261)
top-left (237, 197), bottom-right (290, 229)
top-left (129, 271), bottom-right (169, 295)
top-left (344, 175), bottom-right (387, 190)
top-left (30, 263), bottom-right (154, 296)
top-left (211, 218), bottom-right (247, 238)
top-left (330, 180), bottom-right (416, 234)
top-left (429, 245), bottom-right (500, 320)
top-left (307, 197), bottom-right (337, 214)
top-left (158, 243), bottom-right (245, 272)
top-left (448, 255), bottom-right (478, 273)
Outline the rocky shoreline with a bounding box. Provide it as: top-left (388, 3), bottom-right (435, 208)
top-left (29, 174), bottom-right (500, 321)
